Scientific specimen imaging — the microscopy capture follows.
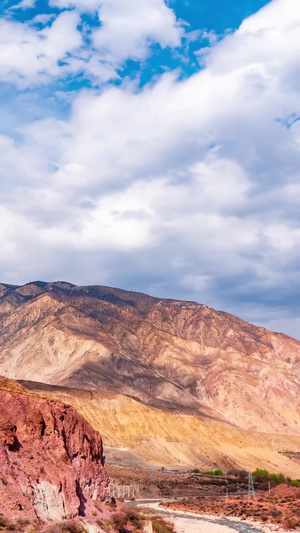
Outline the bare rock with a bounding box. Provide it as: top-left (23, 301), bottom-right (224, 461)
top-left (0, 378), bottom-right (109, 522)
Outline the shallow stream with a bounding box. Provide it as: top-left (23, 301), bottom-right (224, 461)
top-left (132, 500), bottom-right (266, 533)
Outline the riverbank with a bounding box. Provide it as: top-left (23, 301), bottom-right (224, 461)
top-left (160, 484), bottom-right (300, 531)
top-left (139, 502), bottom-right (289, 533)
top-left (171, 516), bottom-right (234, 533)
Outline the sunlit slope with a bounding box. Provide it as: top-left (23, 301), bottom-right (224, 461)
top-left (1, 281), bottom-right (300, 436)
top-left (21, 381), bottom-right (300, 477)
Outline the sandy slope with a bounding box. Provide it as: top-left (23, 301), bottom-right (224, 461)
top-left (22, 381), bottom-right (300, 476)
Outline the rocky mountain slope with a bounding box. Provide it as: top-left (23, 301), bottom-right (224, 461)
top-left (0, 281), bottom-right (300, 437)
top-left (0, 377), bottom-right (109, 524)
top-left (20, 381), bottom-right (300, 477)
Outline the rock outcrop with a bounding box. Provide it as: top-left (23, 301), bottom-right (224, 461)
top-left (0, 377), bottom-right (109, 522)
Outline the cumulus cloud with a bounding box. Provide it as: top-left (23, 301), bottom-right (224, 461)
top-left (49, 0), bottom-right (101, 10)
top-left (93, 0), bottom-right (183, 63)
top-left (0, 0), bottom-right (184, 86)
top-left (1, 0), bottom-right (300, 336)
top-left (0, 11), bottom-right (82, 86)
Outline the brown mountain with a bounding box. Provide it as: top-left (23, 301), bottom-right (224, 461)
top-left (0, 281), bottom-right (300, 433)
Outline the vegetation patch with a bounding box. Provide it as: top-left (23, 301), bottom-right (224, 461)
top-left (203, 469), bottom-right (223, 476)
top-left (253, 468), bottom-right (287, 484)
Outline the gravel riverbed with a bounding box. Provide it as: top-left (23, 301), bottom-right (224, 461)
top-left (138, 502), bottom-right (292, 533)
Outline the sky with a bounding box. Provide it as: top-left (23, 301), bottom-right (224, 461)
top-left (1, 0), bottom-right (300, 339)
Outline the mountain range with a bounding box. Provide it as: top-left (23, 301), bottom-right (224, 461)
top-left (0, 280), bottom-right (300, 473)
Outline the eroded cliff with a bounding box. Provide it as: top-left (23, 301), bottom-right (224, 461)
top-left (0, 377), bottom-right (109, 523)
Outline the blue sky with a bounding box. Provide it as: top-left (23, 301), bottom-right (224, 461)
top-left (0, 0), bottom-right (272, 95)
top-left (1, 0), bottom-right (300, 339)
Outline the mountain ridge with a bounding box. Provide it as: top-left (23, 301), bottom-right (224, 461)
top-left (0, 279), bottom-right (292, 339)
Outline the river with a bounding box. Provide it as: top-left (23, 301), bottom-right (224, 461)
top-left (129, 499), bottom-right (284, 533)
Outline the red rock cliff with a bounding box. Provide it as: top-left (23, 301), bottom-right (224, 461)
top-left (0, 378), bottom-right (109, 522)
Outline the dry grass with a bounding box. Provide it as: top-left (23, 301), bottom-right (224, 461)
top-left (0, 377), bottom-right (46, 399)
top-left (43, 521), bottom-right (87, 533)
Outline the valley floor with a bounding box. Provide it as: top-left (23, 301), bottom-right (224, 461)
top-left (157, 484), bottom-right (300, 531)
top-left (167, 514), bottom-right (288, 533)
top-left (140, 503), bottom-right (289, 533)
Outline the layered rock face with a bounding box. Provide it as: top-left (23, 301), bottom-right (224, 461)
top-left (21, 382), bottom-right (300, 476)
top-left (0, 281), bottom-right (300, 435)
top-left (0, 377), bottom-right (108, 522)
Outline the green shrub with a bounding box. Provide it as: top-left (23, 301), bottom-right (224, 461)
top-left (270, 473), bottom-right (285, 484)
top-left (252, 468), bottom-right (270, 480)
top-left (253, 468), bottom-right (286, 485)
top-left (214, 470), bottom-right (223, 476)
top-left (192, 468), bottom-right (200, 473)
top-left (204, 470), bottom-right (223, 476)
top-left (291, 479), bottom-right (300, 486)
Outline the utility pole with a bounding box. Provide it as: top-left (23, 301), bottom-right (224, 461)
top-left (248, 471), bottom-right (256, 500)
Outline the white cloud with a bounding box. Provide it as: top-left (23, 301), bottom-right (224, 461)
top-left (0, 0), bottom-right (184, 86)
top-left (206, 0), bottom-right (300, 80)
top-left (10, 0), bottom-right (37, 9)
top-left (0, 11), bottom-right (82, 87)
top-left (1, 0), bottom-right (300, 336)
top-left (93, 0), bottom-right (183, 63)
top-left (49, 0), bottom-right (102, 10)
